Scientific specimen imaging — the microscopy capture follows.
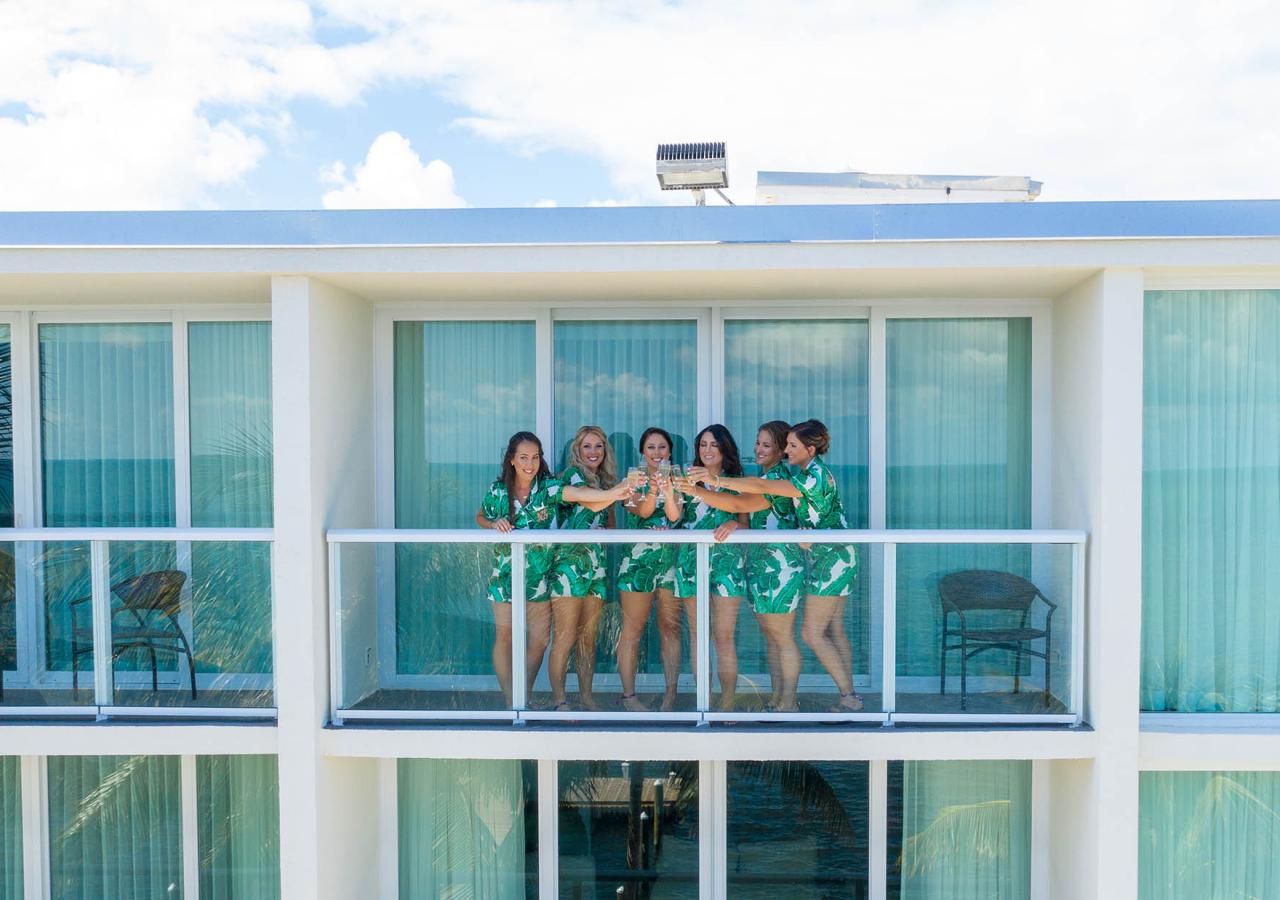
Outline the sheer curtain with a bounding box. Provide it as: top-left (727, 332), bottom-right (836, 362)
top-left (895, 760), bottom-right (1031, 900)
top-left (1, 757), bottom-right (20, 900)
top-left (394, 321), bottom-right (537, 677)
top-left (398, 758), bottom-right (533, 898)
top-left (188, 323), bottom-right (274, 694)
top-left (47, 755), bottom-right (183, 899)
top-left (198, 755), bottom-right (279, 899)
top-left (1140, 771), bottom-right (1280, 899)
top-left (887, 319), bottom-right (1032, 682)
top-left (0, 325), bottom-right (12, 526)
top-left (1143, 290), bottom-right (1280, 712)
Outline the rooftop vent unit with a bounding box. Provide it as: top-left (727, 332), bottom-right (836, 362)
top-left (656, 142), bottom-right (733, 205)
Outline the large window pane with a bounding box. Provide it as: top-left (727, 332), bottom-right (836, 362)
top-left (1, 757), bottom-right (20, 900)
top-left (887, 319), bottom-right (1033, 709)
top-left (188, 321), bottom-right (272, 528)
top-left (727, 761), bottom-right (868, 897)
top-left (399, 759), bottom-right (537, 898)
top-left (559, 760), bottom-right (698, 898)
top-left (40, 323), bottom-right (175, 527)
top-left (198, 755), bottom-right (280, 899)
top-left (48, 755), bottom-right (183, 899)
top-left (1143, 290), bottom-right (1280, 712)
top-left (394, 321), bottom-right (536, 678)
top-left (887, 760), bottom-right (1031, 899)
top-left (1140, 771), bottom-right (1280, 899)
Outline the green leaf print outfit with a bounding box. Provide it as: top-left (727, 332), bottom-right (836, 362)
top-left (480, 477), bottom-right (565, 604)
top-left (615, 482), bottom-right (678, 594)
top-left (545, 466), bottom-right (609, 599)
top-left (675, 486), bottom-right (747, 599)
top-left (791, 456), bottom-right (857, 597)
top-left (748, 465), bottom-right (807, 615)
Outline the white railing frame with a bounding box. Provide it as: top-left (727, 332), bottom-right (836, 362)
top-left (0, 526), bottom-right (276, 720)
top-left (327, 528), bottom-right (1087, 726)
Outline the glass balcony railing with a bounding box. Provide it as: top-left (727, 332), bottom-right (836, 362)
top-left (328, 529), bottom-right (1085, 725)
top-left (0, 528), bottom-right (275, 718)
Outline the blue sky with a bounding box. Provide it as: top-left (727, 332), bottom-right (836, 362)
top-left (2, 1), bottom-right (1279, 211)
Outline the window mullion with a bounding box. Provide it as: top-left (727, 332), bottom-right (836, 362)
top-left (20, 755), bottom-right (46, 900)
top-left (537, 758), bottom-right (558, 900)
top-left (869, 759), bottom-right (887, 900)
top-left (180, 755), bottom-right (199, 899)
top-left (380, 759), bottom-right (398, 897)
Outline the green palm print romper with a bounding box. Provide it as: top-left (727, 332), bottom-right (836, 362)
top-left (615, 483), bottom-right (678, 594)
top-left (480, 477), bottom-right (565, 604)
top-left (748, 465), bottom-right (807, 615)
top-left (791, 457), bottom-right (857, 597)
top-left (545, 466), bottom-right (609, 599)
top-left (674, 487), bottom-right (747, 599)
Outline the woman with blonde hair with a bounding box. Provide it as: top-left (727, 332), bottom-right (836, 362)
top-left (547, 425), bottom-right (619, 710)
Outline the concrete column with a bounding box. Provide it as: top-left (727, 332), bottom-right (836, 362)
top-left (1049, 267), bottom-right (1144, 899)
top-left (271, 275), bottom-right (381, 899)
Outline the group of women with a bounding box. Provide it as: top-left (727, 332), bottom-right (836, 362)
top-left (474, 419), bottom-right (863, 714)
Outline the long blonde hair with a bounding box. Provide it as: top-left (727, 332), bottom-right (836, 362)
top-left (566, 425), bottom-right (617, 488)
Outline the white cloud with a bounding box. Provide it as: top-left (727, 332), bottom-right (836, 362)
top-left (321, 131), bottom-right (465, 209)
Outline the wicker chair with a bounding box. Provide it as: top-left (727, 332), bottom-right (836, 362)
top-left (938, 569), bottom-right (1056, 710)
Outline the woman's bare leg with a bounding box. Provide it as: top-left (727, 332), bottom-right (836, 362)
top-left (524, 601), bottom-right (552, 701)
top-left (548, 596), bottom-right (583, 707)
top-left (680, 596), bottom-right (699, 688)
top-left (617, 591), bottom-right (654, 710)
top-left (757, 611), bottom-right (801, 710)
top-left (655, 589), bottom-right (684, 710)
top-left (575, 595), bottom-right (604, 709)
top-left (828, 595), bottom-right (853, 677)
top-left (491, 601), bottom-right (514, 706)
top-left (712, 596), bottom-right (742, 711)
top-left (801, 596), bottom-right (855, 697)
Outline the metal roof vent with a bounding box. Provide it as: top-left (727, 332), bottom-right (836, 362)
top-left (656, 142), bottom-right (733, 205)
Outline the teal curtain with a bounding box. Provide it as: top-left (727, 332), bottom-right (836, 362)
top-left (48, 755), bottom-right (183, 899)
top-left (895, 760), bottom-right (1031, 899)
top-left (1140, 771), bottom-right (1280, 899)
top-left (723, 318), bottom-right (870, 687)
top-left (553, 319), bottom-right (699, 676)
top-left (189, 322), bottom-right (274, 698)
top-left (887, 319), bottom-right (1033, 684)
top-left (399, 759), bottom-right (534, 898)
top-left (1, 757), bottom-right (20, 900)
top-left (0, 325), bottom-right (13, 526)
top-left (1143, 290), bottom-right (1280, 712)
top-left (394, 322), bottom-right (536, 678)
top-left (198, 755), bottom-right (280, 899)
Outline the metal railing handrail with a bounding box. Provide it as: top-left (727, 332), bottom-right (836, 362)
top-left (326, 527), bottom-right (1087, 545)
top-left (0, 527), bottom-right (274, 542)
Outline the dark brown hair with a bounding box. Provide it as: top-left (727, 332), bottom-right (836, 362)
top-left (499, 431), bottom-right (550, 519)
top-left (637, 427), bottom-right (677, 466)
top-left (693, 424), bottom-right (744, 477)
top-left (758, 420), bottom-right (792, 460)
top-left (789, 418), bottom-right (831, 456)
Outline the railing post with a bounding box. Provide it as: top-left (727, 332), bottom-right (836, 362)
top-left (328, 540), bottom-right (343, 725)
top-left (90, 539), bottom-right (112, 713)
top-left (696, 541), bottom-right (711, 720)
top-left (1071, 540), bottom-right (1086, 723)
top-left (881, 542), bottom-right (896, 721)
top-left (511, 542), bottom-right (528, 716)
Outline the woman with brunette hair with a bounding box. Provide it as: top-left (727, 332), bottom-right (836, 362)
top-left (673, 424), bottom-right (748, 711)
top-left (476, 431), bottom-right (630, 707)
top-left (690, 418), bottom-right (862, 711)
top-left (614, 427), bottom-right (685, 712)
top-left (547, 425), bottom-right (618, 710)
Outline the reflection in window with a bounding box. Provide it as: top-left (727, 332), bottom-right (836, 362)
top-left (399, 759), bottom-right (537, 898)
top-left (198, 755), bottom-right (280, 899)
top-left (1, 756), bottom-right (20, 899)
top-left (559, 760), bottom-right (698, 898)
top-left (727, 761), bottom-right (868, 897)
top-left (888, 760), bottom-right (1031, 900)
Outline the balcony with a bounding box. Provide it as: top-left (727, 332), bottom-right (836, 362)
top-left (0, 527), bottom-right (275, 719)
top-left (328, 528), bottom-right (1084, 726)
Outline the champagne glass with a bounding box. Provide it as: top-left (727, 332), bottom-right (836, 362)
top-left (625, 466), bottom-right (642, 508)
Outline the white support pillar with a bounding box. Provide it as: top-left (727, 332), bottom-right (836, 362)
top-left (271, 276), bottom-right (381, 899)
top-left (1049, 267), bottom-right (1145, 900)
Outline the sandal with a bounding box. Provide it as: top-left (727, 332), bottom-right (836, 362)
top-left (552, 700), bottom-right (573, 712)
top-left (618, 692), bottom-right (650, 713)
top-left (829, 691), bottom-right (865, 713)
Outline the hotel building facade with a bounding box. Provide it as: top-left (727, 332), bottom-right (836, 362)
top-left (1, 200), bottom-right (1279, 898)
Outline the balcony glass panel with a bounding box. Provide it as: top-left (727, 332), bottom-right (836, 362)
top-left (198, 755), bottom-right (280, 898)
top-left (895, 542), bottom-right (1073, 716)
top-left (1139, 771), bottom-right (1280, 899)
top-left (393, 320), bottom-right (536, 678)
top-left (48, 755), bottom-right (183, 899)
top-left (1143, 289), bottom-right (1280, 712)
top-left (727, 761), bottom-right (869, 897)
top-left (887, 760), bottom-right (1031, 899)
top-left (398, 759), bottom-right (537, 898)
top-left (1, 757), bottom-right (20, 900)
top-left (0, 324), bottom-right (12, 528)
top-left (558, 760), bottom-right (698, 898)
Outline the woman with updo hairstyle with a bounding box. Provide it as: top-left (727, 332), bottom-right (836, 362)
top-left (692, 418), bottom-right (862, 712)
